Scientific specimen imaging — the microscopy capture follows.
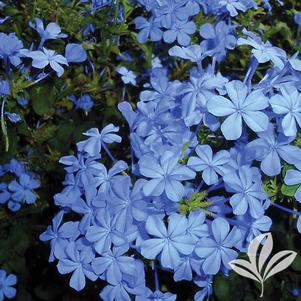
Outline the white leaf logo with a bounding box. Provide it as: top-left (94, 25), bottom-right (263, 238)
top-left (229, 232), bottom-right (297, 297)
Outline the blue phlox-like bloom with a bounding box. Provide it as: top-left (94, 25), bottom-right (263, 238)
top-left (163, 20), bottom-right (196, 46)
top-left (186, 209), bottom-right (209, 241)
top-left (0, 269), bottom-right (17, 301)
top-left (246, 124), bottom-right (301, 176)
top-left (65, 43), bottom-right (87, 63)
top-left (199, 21), bottom-right (237, 61)
top-left (86, 208), bottom-right (127, 255)
top-left (92, 245), bottom-right (137, 285)
top-left (168, 45), bottom-right (205, 63)
top-left (218, 0), bottom-right (247, 16)
top-left (95, 160), bottom-right (128, 194)
top-left (195, 217), bottom-right (239, 274)
top-left (187, 144), bottom-right (231, 185)
top-left (0, 32), bottom-right (25, 67)
top-left (284, 166), bottom-right (301, 202)
top-left (117, 66), bottom-right (137, 85)
top-left (40, 211), bottom-right (80, 261)
top-left (237, 29), bottom-right (287, 68)
top-left (207, 80), bottom-right (269, 140)
top-left (69, 94), bottom-right (94, 112)
top-left (139, 151), bottom-right (196, 202)
top-left (141, 214), bottom-right (195, 269)
top-left (29, 18), bottom-right (67, 42)
top-left (223, 166), bottom-right (268, 218)
top-left (270, 85), bottom-right (301, 137)
top-left (194, 276), bottom-right (213, 301)
top-left (0, 80), bottom-right (10, 96)
top-left (27, 47), bottom-right (68, 77)
top-left (76, 124), bottom-right (121, 157)
top-left (135, 16), bottom-right (163, 43)
top-left (57, 242), bottom-right (97, 291)
top-left (109, 177), bottom-right (148, 231)
top-left (8, 173), bottom-right (40, 205)
top-left (5, 112), bottom-right (21, 123)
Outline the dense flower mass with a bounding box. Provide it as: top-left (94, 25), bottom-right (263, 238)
top-left (1, 0), bottom-right (301, 300)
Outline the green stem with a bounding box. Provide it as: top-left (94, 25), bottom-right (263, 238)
top-left (1, 97), bottom-right (9, 152)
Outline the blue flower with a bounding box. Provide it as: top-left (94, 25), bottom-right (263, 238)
top-left (284, 167), bottom-right (301, 202)
top-left (0, 32), bottom-right (24, 67)
top-left (218, 0), bottom-right (247, 16)
top-left (141, 214), bottom-right (195, 269)
top-left (199, 21), bottom-right (237, 61)
top-left (163, 20), bottom-right (196, 46)
top-left (117, 67), bottom-right (137, 85)
top-left (139, 151), bottom-right (196, 202)
top-left (270, 85), bottom-right (301, 137)
top-left (8, 173), bottom-right (40, 205)
top-left (86, 208), bottom-right (126, 255)
top-left (69, 94), bottom-right (94, 112)
top-left (29, 18), bottom-right (67, 42)
top-left (188, 144), bottom-right (231, 185)
top-left (92, 245), bottom-right (137, 285)
top-left (5, 112), bottom-right (21, 123)
top-left (0, 269), bottom-right (17, 300)
top-left (237, 29), bottom-right (287, 68)
top-left (27, 48), bottom-right (68, 77)
top-left (40, 212), bottom-right (80, 261)
top-left (195, 217), bottom-right (239, 274)
top-left (0, 80), bottom-right (10, 96)
top-left (223, 166), bottom-right (267, 218)
top-left (76, 124), bottom-right (122, 157)
top-left (246, 124), bottom-right (301, 176)
top-left (207, 80), bottom-right (269, 140)
top-left (168, 45), bottom-right (204, 63)
top-left (17, 97), bottom-right (28, 106)
top-left (57, 242), bottom-right (97, 291)
top-left (65, 43), bottom-right (87, 63)
top-left (135, 16), bottom-right (163, 43)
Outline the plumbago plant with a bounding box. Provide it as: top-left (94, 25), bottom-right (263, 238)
top-left (1, 0), bottom-right (301, 300)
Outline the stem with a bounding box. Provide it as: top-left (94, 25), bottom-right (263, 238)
top-left (101, 142), bottom-right (117, 163)
top-left (152, 262), bottom-right (160, 291)
top-left (270, 202), bottom-right (301, 216)
top-left (1, 97), bottom-right (9, 152)
top-left (196, 180), bottom-right (204, 192)
top-left (38, 38), bottom-right (45, 50)
top-left (114, 0), bottom-right (120, 24)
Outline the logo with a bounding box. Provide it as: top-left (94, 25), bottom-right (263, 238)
top-left (229, 232), bottom-right (297, 298)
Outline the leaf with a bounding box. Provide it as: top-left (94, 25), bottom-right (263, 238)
top-left (214, 274), bottom-right (231, 301)
top-left (229, 259), bottom-right (262, 283)
top-left (258, 232), bottom-right (273, 273)
top-left (263, 250), bottom-right (297, 281)
top-left (281, 183), bottom-right (300, 197)
top-left (30, 84), bottom-right (58, 116)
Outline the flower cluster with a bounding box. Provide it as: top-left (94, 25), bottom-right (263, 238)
top-left (0, 159), bottom-right (40, 211)
top-left (37, 0), bottom-right (301, 300)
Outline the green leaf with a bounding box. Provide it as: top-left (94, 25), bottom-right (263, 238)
top-left (291, 255), bottom-right (301, 271)
top-left (281, 183), bottom-right (300, 197)
top-left (30, 84), bottom-right (58, 116)
top-left (214, 274), bottom-right (231, 301)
